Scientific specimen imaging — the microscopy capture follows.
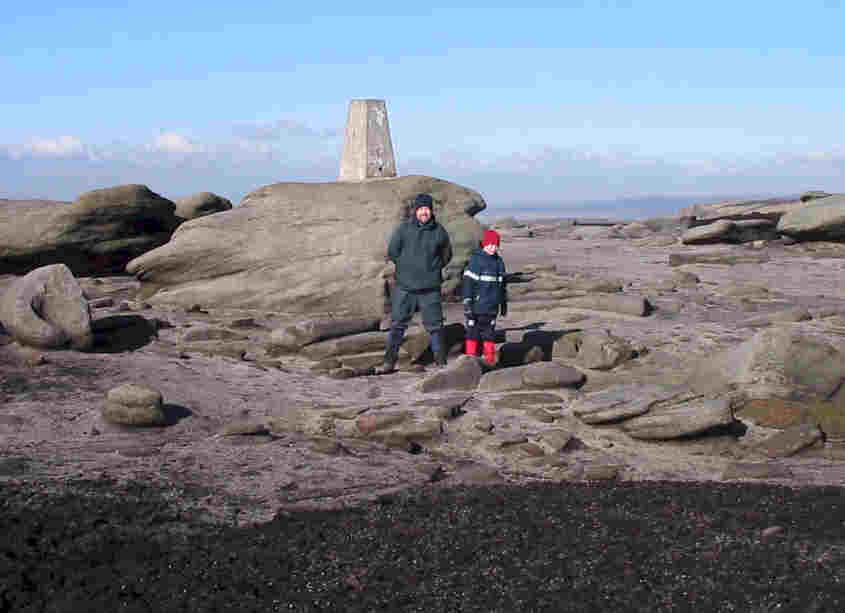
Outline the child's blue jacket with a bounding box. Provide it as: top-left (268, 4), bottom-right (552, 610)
top-left (462, 248), bottom-right (507, 316)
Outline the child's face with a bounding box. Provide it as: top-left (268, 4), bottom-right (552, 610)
top-left (483, 243), bottom-right (498, 256)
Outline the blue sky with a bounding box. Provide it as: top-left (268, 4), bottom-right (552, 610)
top-left (2, 1), bottom-right (845, 218)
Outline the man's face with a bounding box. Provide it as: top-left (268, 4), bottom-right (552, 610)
top-left (483, 243), bottom-right (498, 256)
top-left (415, 206), bottom-right (432, 223)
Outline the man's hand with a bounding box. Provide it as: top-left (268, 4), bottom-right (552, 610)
top-left (463, 298), bottom-right (475, 328)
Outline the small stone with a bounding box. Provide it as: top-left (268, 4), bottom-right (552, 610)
top-left (761, 526), bottom-right (784, 540)
top-left (474, 417), bottom-right (494, 433)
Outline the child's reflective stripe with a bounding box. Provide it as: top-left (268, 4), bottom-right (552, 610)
top-left (463, 270), bottom-right (501, 283)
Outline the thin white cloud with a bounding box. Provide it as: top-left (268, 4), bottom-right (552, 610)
top-left (151, 132), bottom-right (203, 155)
top-left (29, 136), bottom-right (86, 157)
top-left (232, 119), bottom-right (340, 142)
top-left (0, 136), bottom-right (90, 160)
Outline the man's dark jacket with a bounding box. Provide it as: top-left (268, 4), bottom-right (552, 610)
top-left (387, 217), bottom-right (453, 291)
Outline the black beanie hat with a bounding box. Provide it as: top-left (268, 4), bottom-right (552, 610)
top-left (413, 193), bottom-right (433, 212)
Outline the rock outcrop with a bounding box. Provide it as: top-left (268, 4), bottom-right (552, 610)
top-left (0, 185), bottom-right (180, 276)
top-left (173, 192), bottom-right (233, 221)
top-left (126, 176), bottom-right (485, 315)
top-left (777, 195), bottom-right (845, 241)
top-left (688, 326), bottom-right (845, 400)
top-left (0, 264), bottom-right (92, 349)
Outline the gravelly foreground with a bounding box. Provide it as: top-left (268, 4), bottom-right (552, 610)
top-left (2, 478), bottom-right (845, 612)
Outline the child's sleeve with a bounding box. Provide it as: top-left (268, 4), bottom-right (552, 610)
top-left (499, 260), bottom-right (508, 317)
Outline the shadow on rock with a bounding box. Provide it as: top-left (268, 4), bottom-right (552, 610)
top-left (90, 315), bottom-right (158, 353)
top-left (161, 404), bottom-right (192, 426)
top-left (498, 328), bottom-right (579, 366)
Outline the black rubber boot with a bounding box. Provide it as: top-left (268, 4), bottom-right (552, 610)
top-left (377, 344), bottom-right (399, 374)
top-left (430, 329), bottom-right (448, 368)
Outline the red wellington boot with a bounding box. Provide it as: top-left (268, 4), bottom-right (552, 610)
top-left (465, 338), bottom-right (479, 356)
top-left (482, 341), bottom-right (498, 367)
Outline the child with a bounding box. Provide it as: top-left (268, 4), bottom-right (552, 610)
top-left (462, 229), bottom-right (508, 366)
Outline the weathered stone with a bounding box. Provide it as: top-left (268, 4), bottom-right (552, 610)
top-left (416, 394), bottom-right (472, 420)
top-left (356, 411), bottom-right (411, 435)
top-left (516, 442), bottom-right (546, 457)
top-left (309, 437), bottom-right (354, 456)
top-left (573, 329), bottom-right (634, 371)
top-left (689, 327), bottom-right (845, 400)
top-left (103, 383), bottom-right (166, 426)
top-left (340, 352), bottom-right (385, 371)
top-left (680, 197), bottom-right (801, 223)
top-left (477, 367), bottom-right (526, 393)
top-left (582, 464), bottom-right (622, 480)
top-left (722, 462), bottom-right (795, 480)
top-left (0, 186), bottom-right (179, 276)
top-left (493, 434), bottom-right (529, 448)
top-left (478, 362), bottom-right (584, 393)
top-left (777, 195), bottom-right (845, 240)
top-left (559, 294), bottom-right (652, 316)
top-left (521, 362), bottom-right (586, 389)
top-left (4, 342), bottom-right (48, 366)
top-left (418, 355), bottom-right (483, 393)
top-left (0, 264), bottom-right (92, 349)
top-left (178, 341), bottom-right (249, 360)
top-left (126, 176), bottom-right (485, 315)
top-left (453, 465), bottom-right (504, 485)
top-left (390, 419), bottom-right (443, 442)
top-left (738, 309), bottom-right (812, 328)
top-left (668, 252), bottom-right (770, 267)
top-left (88, 296), bottom-right (115, 309)
top-left (220, 422), bottom-right (270, 436)
top-left (491, 392), bottom-right (566, 411)
top-left (551, 332), bottom-right (582, 360)
top-left (537, 429), bottom-right (575, 454)
top-left (622, 397), bottom-right (734, 440)
top-left (174, 192), bottom-right (233, 220)
top-left (755, 423), bottom-right (825, 458)
top-left (400, 323), bottom-right (466, 363)
top-left (526, 407), bottom-right (557, 423)
top-left (301, 331), bottom-right (389, 361)
top-left (572, 384), bottom-right (687, 424)
top-left (672, 270), bottom-right (700, 287)
top-left (473, 417), bottom-right (494, 433)
top-left (681, 219), bottom-right (778, 245)
top-left (182, 326), bottom-right (249, 343)
top-left (268, 317), bottom-right (380, 354)
top-left (328, 366), bottom-right (358, 379)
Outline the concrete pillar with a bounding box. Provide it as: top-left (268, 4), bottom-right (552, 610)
top-left (339, 99), bottom-right (397, 181)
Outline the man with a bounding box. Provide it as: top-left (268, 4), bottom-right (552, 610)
top-left (379, 193), bottom-right (453, 373)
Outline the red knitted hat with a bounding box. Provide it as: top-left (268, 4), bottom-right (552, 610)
top-left (481, 229), bottom-right (501, 248)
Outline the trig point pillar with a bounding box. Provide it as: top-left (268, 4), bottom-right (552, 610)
top-left (339, 99), bottom-right (397, 181)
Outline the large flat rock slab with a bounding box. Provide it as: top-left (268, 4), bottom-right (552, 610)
top-left (622, 396), bottom-right (735, 440)
top-left (0, 186), bottom-right (179, 276)
top-left (127, 176), bottom-right (485, 315)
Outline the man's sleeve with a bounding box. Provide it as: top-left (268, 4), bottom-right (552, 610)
top-left (462, 254), bottom-right (477, 302)
top-left (387, 225), bottom-right (402, 263)
top-left (440, 229), bottom-right (453, 268)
